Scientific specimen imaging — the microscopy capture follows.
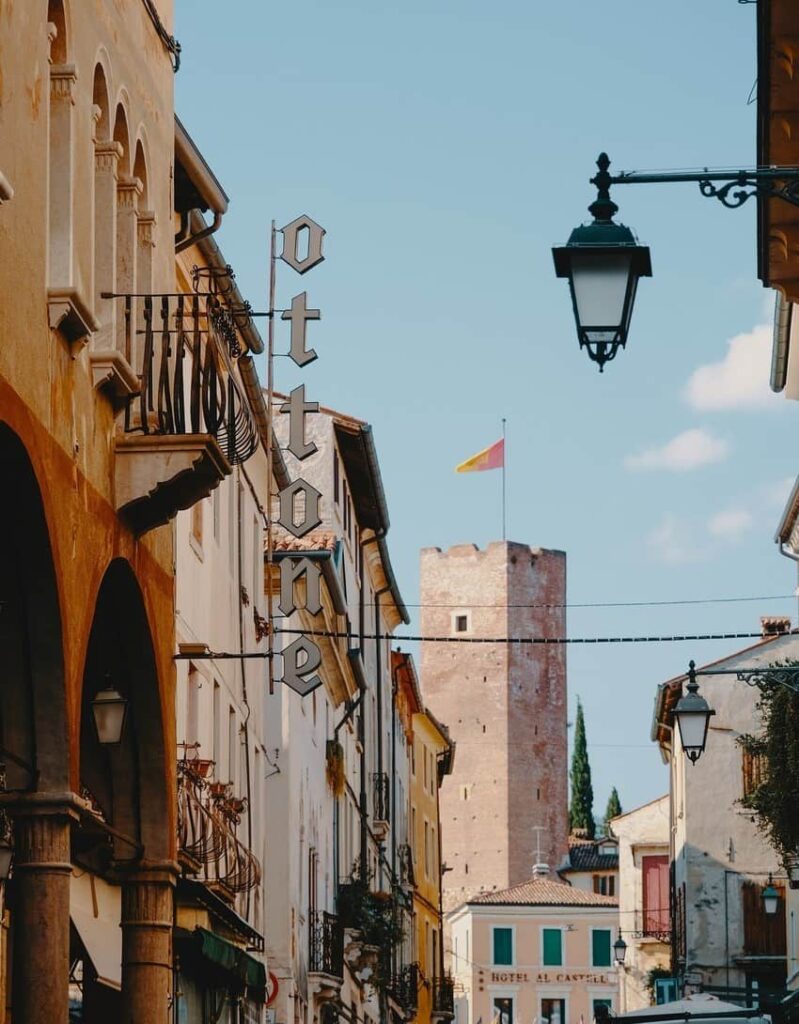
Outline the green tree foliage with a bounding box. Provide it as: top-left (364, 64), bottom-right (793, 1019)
top-left (604, 787), bottom-right (622, 830)
top-left (569, 700), bottom-right (595, 838)
top-left (740, 667), bottom-right (799, 866)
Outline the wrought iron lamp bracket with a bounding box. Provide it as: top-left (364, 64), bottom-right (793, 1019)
top-left (600, 160), bottom-right (799, 211)
top-left (693, 665), bottom-right (799, 693)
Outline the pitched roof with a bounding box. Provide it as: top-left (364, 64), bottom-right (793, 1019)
top-left (468, 877), bottom-right (617, 908)
top-left (270, 529), bottom-right (338, 553)
top-left (562, 838), bottom-right (618, 874)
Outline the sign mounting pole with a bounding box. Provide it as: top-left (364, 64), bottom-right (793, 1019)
top-left (266, 220), bottom-right (277, 695)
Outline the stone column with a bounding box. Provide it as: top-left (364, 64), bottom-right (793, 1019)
top-left (7, 796), bottom-right (77, 1024)
top-left (115, 175), bottom-right (143, 363)
top-left (93, 138), bottom-right (122, 350)
top-left (120, 864), bottom-right (176, 1024)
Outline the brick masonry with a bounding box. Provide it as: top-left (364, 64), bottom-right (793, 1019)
top-left (419, 541), bottom-right (568, 910)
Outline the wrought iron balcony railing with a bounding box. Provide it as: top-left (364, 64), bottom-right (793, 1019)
top-left (176, 760), bottom-right (261, 897)
top-left (373, 771), bottom-right (390, 823)
top-left (433, 976), bottom-right (455, 1016)
top-left (309, 910), bottom-right (344, 979)
top-left (105, 288), bottom-right (258, 466)
top-left (392, 962), bottom-right (419, 1014)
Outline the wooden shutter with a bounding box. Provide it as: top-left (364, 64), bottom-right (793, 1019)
top-left (643, 855), bottom-right (669, 934)
top-left (592, 929), bottom-right (611, 967)
top-left (542, 929), bottom-right (562, 966)
top-left (493, 928), bottom-right (513, 965)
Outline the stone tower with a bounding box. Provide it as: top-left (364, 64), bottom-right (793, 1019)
top-left (420, 542), bottom-right (568, 910)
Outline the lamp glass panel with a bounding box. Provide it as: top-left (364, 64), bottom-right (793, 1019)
top-left (570, 252), bottom-right (633, 333)
top-left (93, 698), bottom-right (126, 744)
top-left (676, 709), bottom-right (708, 756)
top-left (763, 889), bottom-right (779, 915)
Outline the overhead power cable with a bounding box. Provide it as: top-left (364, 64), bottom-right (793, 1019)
top-left (364, 593), bottom-right (795, 611)
top-left (274, 627), bottom-right (768, 646)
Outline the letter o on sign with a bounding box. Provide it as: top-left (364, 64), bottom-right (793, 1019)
top-left (280, 215), bottom-right (326, 275)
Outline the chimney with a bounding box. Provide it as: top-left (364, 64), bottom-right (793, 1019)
top-left (532, 862), bottom-right (550, 878)
top-left (761, 616), bottom-right (791, 637)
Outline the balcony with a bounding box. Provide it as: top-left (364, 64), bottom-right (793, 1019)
top-left (106, 288), bottom-right (259, 534)
top-left (432, 975), bottom-right (455, 1022)
top-left (309, 911), bottom-right (345, 1003)
top-left (176, 761), bottom-right (261, 901)
top-left (390, 962), bottom-right (419, 1018)
top-left (372, 771), bottom-right (390, 839)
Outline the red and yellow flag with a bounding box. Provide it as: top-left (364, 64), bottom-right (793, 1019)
top-left (455, 438), bottom-right (504, 473)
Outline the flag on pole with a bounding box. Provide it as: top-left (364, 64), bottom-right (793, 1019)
top-left (455, 437), bottom-right (504, 473)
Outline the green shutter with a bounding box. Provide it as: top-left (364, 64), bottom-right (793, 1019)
top-left (542, 929), bottom-right (562, 966)
top-left (592, 930), bottom-right (611, 967)
top-left (493, 928), bottom-right (513, 965)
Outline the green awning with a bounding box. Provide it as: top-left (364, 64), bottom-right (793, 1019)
top-left (194, 927), bottom-right (266, 994)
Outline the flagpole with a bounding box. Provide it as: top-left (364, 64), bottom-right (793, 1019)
top-left (502, 417), bottom-right (506, 542)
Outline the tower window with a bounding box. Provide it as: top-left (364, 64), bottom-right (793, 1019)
top-left (452, 610), bottom-right (471, 634)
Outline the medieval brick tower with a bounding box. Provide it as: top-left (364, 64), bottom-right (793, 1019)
top-left (420, 542), bottom-right (568, 910)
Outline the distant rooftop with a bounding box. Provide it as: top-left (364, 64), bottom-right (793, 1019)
top-left (468, 877), bottom-right (617, 908)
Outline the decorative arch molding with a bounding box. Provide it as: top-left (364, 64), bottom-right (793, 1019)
top-left (0, 422), bottom-right (70, 792)
top-left (79, 557), bottom-right (173, 861)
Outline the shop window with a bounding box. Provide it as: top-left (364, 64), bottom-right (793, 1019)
top-left (593, 999), bottom-right (613, 1020)
top-left (541, 998), bottom-right (565, 1024)
top-left (494, 998), bottom-right (513, 1024)
top-left (542, 928), bottom-right (562, 966)
top-left (492, 927), bottom-right (513, 966)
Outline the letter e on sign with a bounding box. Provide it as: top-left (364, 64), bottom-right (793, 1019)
top-left (280, 215), bottom-right (326, 275)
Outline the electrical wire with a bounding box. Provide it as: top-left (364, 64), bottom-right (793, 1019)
top-left (274, 627), bottom-right (768, 646)
top-left (341, 593), bottom-right (796, 611)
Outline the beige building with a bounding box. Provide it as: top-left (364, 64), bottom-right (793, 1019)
top-left (610, 796), bottom-right (671, 1012)
top-left (449, 873), bottom-right (619, 1024)
top-left (420, 542), bottom-right (568, 910)
top-left (652, 626), bottom-right (799, 1006)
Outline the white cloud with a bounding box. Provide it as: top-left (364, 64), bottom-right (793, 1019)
top-left (624, 428), bottom-right (729, 472)
top-left (683, 323), bottom-right (777, 411)
top-left (647, 515), bottom-right (704, 565)
top-left (707, 508), bottom-right (753, 542)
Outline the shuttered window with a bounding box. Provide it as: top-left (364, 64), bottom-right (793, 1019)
top-left (542, 928), bottom-right (562, 966)
top-left (493, 927), bottom-right (513, 965)
top-left (642, 855), bottom-right (670, 935)
top-left (592, 929), bottom-right (611, 967)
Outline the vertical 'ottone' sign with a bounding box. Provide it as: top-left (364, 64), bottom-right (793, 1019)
top-left (276, 215), bottom-right (326, 696)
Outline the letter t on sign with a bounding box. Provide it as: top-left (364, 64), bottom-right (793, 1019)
top-left (279, 384), bottom-right (319, 461)
top-left (282, 292), bottom-right (320, 367)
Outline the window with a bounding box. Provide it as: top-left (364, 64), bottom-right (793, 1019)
top-left (494, 998), bottom-right (513, 1024)
top-left (452, 611), bottom-right (470, 634)
top-left (492, 927), bottom-right (513, 966)
top-left (212, 682), bottom-right (221, 767)
top-left (411, 807), bottom-right (417, 863)
top-left (540, 999), bottom-right (564, 1024)
top-left (593, 875), bottom-right (616, 896)
top-left (642, 855), bottom-right (670, 935)
top-left (334, 451), bottom-right (340, 504)
top-left (593, 999), bottom-right (613, 1020)
top-left (654, 979), bottom-right (679, 1006)
top-left (742, 747), bottom-right (765, 799)
top-left (591, 929), bottom-right (612, 967)
top-left (423, 746), bottom-right (428, 790)
top-left (186, 667), bottom-right (201, 747)
top-left (191, 499), bottom-right (204, 548)
top-left (542, 928), bottom-right (562, 966)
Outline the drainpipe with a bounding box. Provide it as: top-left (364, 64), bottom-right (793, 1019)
top-left (175, 209), bottom-right (223, 253)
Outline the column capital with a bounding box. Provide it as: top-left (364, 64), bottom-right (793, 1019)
top-left (137, 210), bottom-right (157, 248)
top-left (117, 175), bottom-right (144, 209)
top-left (49, 63), bottom-right (78, 104)
top-left (95, 140), bottom-right (123, 174)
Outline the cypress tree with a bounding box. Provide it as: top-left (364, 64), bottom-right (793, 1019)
top-left (569, 700), bottom-right (595, 838)
top-left (604, 787), bottom-right (622, 831)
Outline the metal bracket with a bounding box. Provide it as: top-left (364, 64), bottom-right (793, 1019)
top-left (693, 664), bottom-right (799, 693)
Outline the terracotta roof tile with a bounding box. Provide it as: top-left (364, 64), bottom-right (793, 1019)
top-left (468, 877), bottom-right (618, 907)
top-left (268, 529), bottom-right (338, 554)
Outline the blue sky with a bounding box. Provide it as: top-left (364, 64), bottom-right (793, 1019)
top-left (176, 1), bottom-right (799, 814)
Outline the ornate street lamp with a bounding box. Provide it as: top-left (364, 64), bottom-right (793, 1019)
top-left (91, 679), bottom-right (129, 745)
top-left (553, 154), bottom-right (652, 372)
top-left (674, 662), bottom-right (715, 764)
top-left (762, 875), bottom-right (779, 916)
top-left (613, 934), bottom-right (627, 966)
